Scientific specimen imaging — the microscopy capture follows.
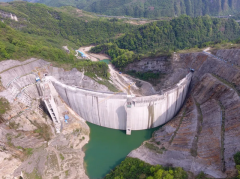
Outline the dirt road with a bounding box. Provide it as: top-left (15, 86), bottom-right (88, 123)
top-left (78, 46), bottom-right (110, 61)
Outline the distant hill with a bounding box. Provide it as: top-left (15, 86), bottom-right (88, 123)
top-left (0, 2), bottom-right (134, 46)
top-left (8, 0), bottom-right (240, 18)
top-left (91, 15), bottom-right (240, 68)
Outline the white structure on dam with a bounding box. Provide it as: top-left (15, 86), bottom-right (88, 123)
top-left (50, 73), bottom-right (192, 134)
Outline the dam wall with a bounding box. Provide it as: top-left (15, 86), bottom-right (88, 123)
top-left (51, 73), bottom-right (192, 131)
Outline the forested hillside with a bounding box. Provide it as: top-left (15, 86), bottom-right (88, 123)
top-left (0, 2), bottom-right (124, 79)
top-left (91, 15), bottom-right (240, 68)
top-left (17, 0), bottom-right (240, 18)
top-left (0, 2), bottom-right (135, 46)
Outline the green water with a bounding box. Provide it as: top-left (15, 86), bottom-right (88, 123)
top-left (84, 122), bottom-right (158, 179)
top-left (100, 59), bottom-right (110, 64)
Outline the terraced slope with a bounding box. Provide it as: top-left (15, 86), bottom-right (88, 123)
top-left (128, 49), bottom-right (240, 178)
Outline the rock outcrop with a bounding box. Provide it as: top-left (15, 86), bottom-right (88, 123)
top-left (128, 49), bottom-right (240, 178)
top-left (0, 10), bottom-right (18, 21)
top-left (0, 59), bottom-right (92, 179)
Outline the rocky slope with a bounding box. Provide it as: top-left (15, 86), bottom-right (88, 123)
top-left (0, 59), bottom-right (94, 179)
top-left (128, 49), bottom-right (240, 178)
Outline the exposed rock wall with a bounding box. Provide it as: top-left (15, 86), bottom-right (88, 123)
top-left (0, 10), bottom-right (18, 21)
top-left (128, 49), bottom-right (240, 178)
top-left (124, 56), bottom-right (171, 73)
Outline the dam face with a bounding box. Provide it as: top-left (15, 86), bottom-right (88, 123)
top-left (0, 59), bottom-right (192, 134)
top-left (52, 73), bottom-right (192, 134)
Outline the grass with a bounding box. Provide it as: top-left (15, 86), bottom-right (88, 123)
top-left (33, 122), bottom-right (52, 141)
top-left (0, 97), bottom-right (10, 115)
top-left (96, 79), bottom-right (118, 92)
top-left (25, 148), bottom-right (33, 156)
top-left (65, 170), bottom-right (69, 176)
top-left (15, 133), bottom-right (21, 138)
top-left (59, 153), bottom-right (64, 160)
top-left (144, 142), bottom-right (166, 154)
top-left (6, 133), bottom-right (13, 147)
top-left (24, 169), bottom-right (42, 179)
top-left (9, 121), bottom-right (19, 129)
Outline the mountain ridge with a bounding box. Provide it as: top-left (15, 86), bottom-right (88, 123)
top-left (13, 0), bottom-right (240, 18)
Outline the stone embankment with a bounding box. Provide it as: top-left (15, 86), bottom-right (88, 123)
top-left (128, 49), bottom-right (240, 178)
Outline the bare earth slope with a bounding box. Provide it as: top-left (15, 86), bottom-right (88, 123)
top-left (128, 49), bottom-right (240, 178)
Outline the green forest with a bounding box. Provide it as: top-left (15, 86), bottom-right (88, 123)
top-left (0, 2), bottom-right (135, 46)
top-left (105, 157), bottom-right (188, 179)
top-left (91, 15), bottom-right (240, 68)
top-left (0, 2), bottom-right (137, 79)
top-left (16, 0), bottom-right (240, 18)
top-left (0, 20), bottom-right (110, 79)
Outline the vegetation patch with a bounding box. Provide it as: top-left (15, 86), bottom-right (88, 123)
top-left (96, 79), bottom-right (118, 92)
top-left (0, 97), bottom-right (10, 115)
top-left (33, 122), bottom-right (52, 141)
top-left (9, 121), bottom-right (20, 129)
top-left (105, 157), bottom-right (187, 179)
top-left (59, 153), bottom-right (64, 160)
top-left (144, 142), bottom-right (166, 154)
top-left (127, 71), bottom-right (165, 85)
top-left (24, 169), bottom-right (42, 179)
top-left (92, 15), bottom-right (240, 68)
top-left (234, 152), bottom-right (240, 179)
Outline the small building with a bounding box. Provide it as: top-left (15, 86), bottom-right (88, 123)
top-left (64, 115), bottom-right (69, 123)
top-left (77, 50), bottom-right (87, 58)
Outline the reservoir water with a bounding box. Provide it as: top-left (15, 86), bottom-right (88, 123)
top-left (84, 122), bottom-right (158, 179)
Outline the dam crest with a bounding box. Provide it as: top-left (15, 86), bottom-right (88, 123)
top-left (0, 59), bottom-right (192, 135)
top-left (49, 73), bottom-right (192, 135)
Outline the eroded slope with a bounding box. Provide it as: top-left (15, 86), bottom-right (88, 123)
top-left (128, 49), bottom-right (240, 178)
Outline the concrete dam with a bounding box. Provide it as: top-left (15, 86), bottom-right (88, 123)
top-left (0, 58), bottom-right (192, 135)
top-left (51, 73), bottom-right (192, 134)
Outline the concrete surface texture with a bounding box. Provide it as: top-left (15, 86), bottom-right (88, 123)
top-left (128, 49), bottom-right (240, 178)
top-left (51, 73), bottom-right (192, 131)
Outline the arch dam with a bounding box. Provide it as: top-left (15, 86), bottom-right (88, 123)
top-left (0, 59), bottom-right (192, 135)
top-left (49, 73), bottom-right (192, 135)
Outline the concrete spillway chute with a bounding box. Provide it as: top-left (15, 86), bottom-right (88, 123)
top-left (36, 79), bottom-right (62, 133)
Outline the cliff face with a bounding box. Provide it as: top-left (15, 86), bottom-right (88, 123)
top-left (128, 49), bottom-right (240, 178)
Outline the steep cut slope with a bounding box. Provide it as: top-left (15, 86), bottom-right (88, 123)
top-left (128, 49), bottom-right (240, 178)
